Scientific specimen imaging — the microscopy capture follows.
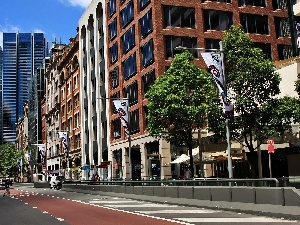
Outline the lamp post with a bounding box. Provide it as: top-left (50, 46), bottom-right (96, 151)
top-left (175, 43), bottom-right (233, 179)
top-left (98, 97), bottom-right (131, 180)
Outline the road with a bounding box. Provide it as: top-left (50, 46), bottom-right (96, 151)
top-left (0, 184), bottom-right (299, 225)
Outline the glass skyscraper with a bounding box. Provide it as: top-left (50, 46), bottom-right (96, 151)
top-left (1, 33), bottom-right (47, 144)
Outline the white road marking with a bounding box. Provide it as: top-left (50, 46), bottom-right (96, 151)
top-left (174, 217), bottom-right (298, 223)
top-left (136, 209), bottom-right (219, 214)
top-left (89, 200), bottom-right (139, 204)
top-left (106, 204), bottom-right (177, 208)
top-left (56, 218), bottom-right (64, 221)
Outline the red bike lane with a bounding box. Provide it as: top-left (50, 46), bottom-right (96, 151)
top-left (11, 189), bottom-right (181, 225)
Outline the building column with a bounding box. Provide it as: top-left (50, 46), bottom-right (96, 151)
top-left (160, 139), bottom-right (172, 179)
top-left (123, 147), bottom-right (129, 180)
top-left (140, 143), bottom-right (149, 179)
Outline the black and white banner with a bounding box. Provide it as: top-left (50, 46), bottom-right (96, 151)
top-left (58, 132), bottom-right (69, 157)
top-left (36, 144), bottom-right (46, 165)
top-left (113, 99), bottom-right (129, 136)
top-left (201, 52), bottom-right (234, 118)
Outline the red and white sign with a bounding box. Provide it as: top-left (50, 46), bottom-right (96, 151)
top-left (267, 140), bottom-right (275, 154)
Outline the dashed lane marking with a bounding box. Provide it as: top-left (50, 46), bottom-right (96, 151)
top-left (136, 209), bottom-right (220, 214)
top-left (174, 217), bottom-right (298, 223)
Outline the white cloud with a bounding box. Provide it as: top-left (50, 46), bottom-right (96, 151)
top-left (33, 29), bottom-right (45, 33)
top-left (58, 0), bottom-right (92, 8)
top-left (0, 22), bottom-right (21, 47)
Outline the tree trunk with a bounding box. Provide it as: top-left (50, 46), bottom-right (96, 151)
top-left (248, 150), bottom-right (257, 178)
top-left (188, 131), bottom-right (194, 177)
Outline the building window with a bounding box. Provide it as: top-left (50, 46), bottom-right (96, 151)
top-left (122, 26), bottom-right (135, 53)
top-left (139, 9), bottom-right (153, 38)
top-left (240, 13), bottom-right (269, 35)
top-left (272, 0), bottom-right (287, 10)
top-left (140, 0), bottom-right (150, 10)
top-left (165, 36), bottom-right (198, 58)
top-left (67, 100), bottom-right (72, 112)
top-left (141, 39), bottom-right (154, 68)
top-left (277, 44), bottom-right (293, 60)
top-left (253, 42), bottom-right (272, 59)
top-left (121, 0), bottom-right (134, 28)
top-left (123, 53), bottom-right (137, 80)
top-left (142, 70), bottom-right (155, 97)
top-left (110, 42), bottom-right (118, 64)
top-left (164, 6), bottom-right (195, 28)
top-left (274, 17), bottom-right (290, 38)
top-left (108, 0), bottom-right (116, 17)
top-left (238, 0), bottom-right (266, 7)
top-left (130, 109), bottom-right (140, 134)
top-left (204, 10), bottom-right (233, 31)
top-left (74, 94), bottom-right (80, 108)
top-left (110, 67), bottom-right (119, 89)
top-left (112, 119), bottom-right (121, 139)
top-left (205, 39), bottom-right (222, 49)
top-left (109, 19), bottom-right (117, 40)
top-left (202, 0), bottom-right (231, 2)
top-left (124, 81), bottom-right (138, 106)
top-left (143, 106), bottom-right (148, 127)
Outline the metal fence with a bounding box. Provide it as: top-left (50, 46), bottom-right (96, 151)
top-left (63, 177), bottom-right (285, 187)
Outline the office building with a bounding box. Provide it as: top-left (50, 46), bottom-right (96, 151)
top-left (77, 0), bottom-right (294, 180)
top-left (0, 47), bottom-right (3, 144)
top-left (1, 32), bottom-right (48, 144)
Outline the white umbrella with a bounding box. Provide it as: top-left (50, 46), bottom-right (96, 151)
top-left (170, 154), bottom-right (190, 164)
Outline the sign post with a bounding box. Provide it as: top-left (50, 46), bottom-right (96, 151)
top-left (267, 140), bottom-right (275, 178)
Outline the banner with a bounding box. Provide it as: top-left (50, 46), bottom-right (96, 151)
top-left (25, 153), bottom-right (31, 164)
top-left (113, 99), bottom-right (129, 136)
top-left (201, 52), bottom-right (234, 118)
top-left (58, 132), bottom-right (69, 157)
top-left (36, 144), bottom-right (46, 165)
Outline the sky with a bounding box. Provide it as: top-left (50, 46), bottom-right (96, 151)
top-left (0, 0), bottom-right (93, 47)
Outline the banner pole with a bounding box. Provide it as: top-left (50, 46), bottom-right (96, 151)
top-left (220, 41), bottom-right (233, 179)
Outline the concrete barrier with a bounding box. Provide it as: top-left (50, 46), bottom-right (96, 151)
top-left (61, 183), bottom-right (300, 207)
top-left (231, 187), bottom-right (255, 203)
top-left (178, 187), bottom-right (193, 199)
top-left (255, 187), bottom-right (284, 205)
top-left (211, 187), bottom-right (231, 202)
top-left (194, 187), bottom-right (211, 201)
top-left (34, 182), bottom-right (49, 188)
top-left (283, 187), bottom-right (300, 206)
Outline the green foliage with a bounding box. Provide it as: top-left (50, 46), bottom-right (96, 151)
top-left (0, 143), bottom-right (24, 177)
top-left (215, 25), bottom-right (300, 152)
top-left (146, 51), bottom-right (218, 173)
top-left (295, 73), bottom-right (300, 96)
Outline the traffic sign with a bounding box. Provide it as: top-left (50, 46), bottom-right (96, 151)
top-left (267, 140), bottom-right (275, 154)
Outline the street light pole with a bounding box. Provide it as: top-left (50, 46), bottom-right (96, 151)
top-left (98, 97), bottom-right (131, 180)
top-left (175, 44), bottom-right (233, 179)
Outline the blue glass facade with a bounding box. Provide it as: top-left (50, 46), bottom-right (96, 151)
top-left (1, 33), bottom-right (47, 144)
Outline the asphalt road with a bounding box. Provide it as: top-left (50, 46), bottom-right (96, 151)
top-left (0, 184), bottom-right (299, 225)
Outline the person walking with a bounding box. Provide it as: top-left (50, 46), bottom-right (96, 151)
top-left (184, 167), bottom-right (192, 179)
top-left (3, 179), bottom-right (12, 197)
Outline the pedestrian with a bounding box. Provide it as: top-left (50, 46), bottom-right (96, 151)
top-left (3, 178), bottom-right (13, 197)
top-left (94, 173), bottom-right (99, 181)
top-left (184, 167), bottom-right (192, 180)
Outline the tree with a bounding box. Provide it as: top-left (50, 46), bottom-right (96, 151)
top-left (146, 51), bottom-right (218, 176)
top-left (0, 143), bottom-right (24, 177)
top-left (208, 25), bottom-right (300, 177)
